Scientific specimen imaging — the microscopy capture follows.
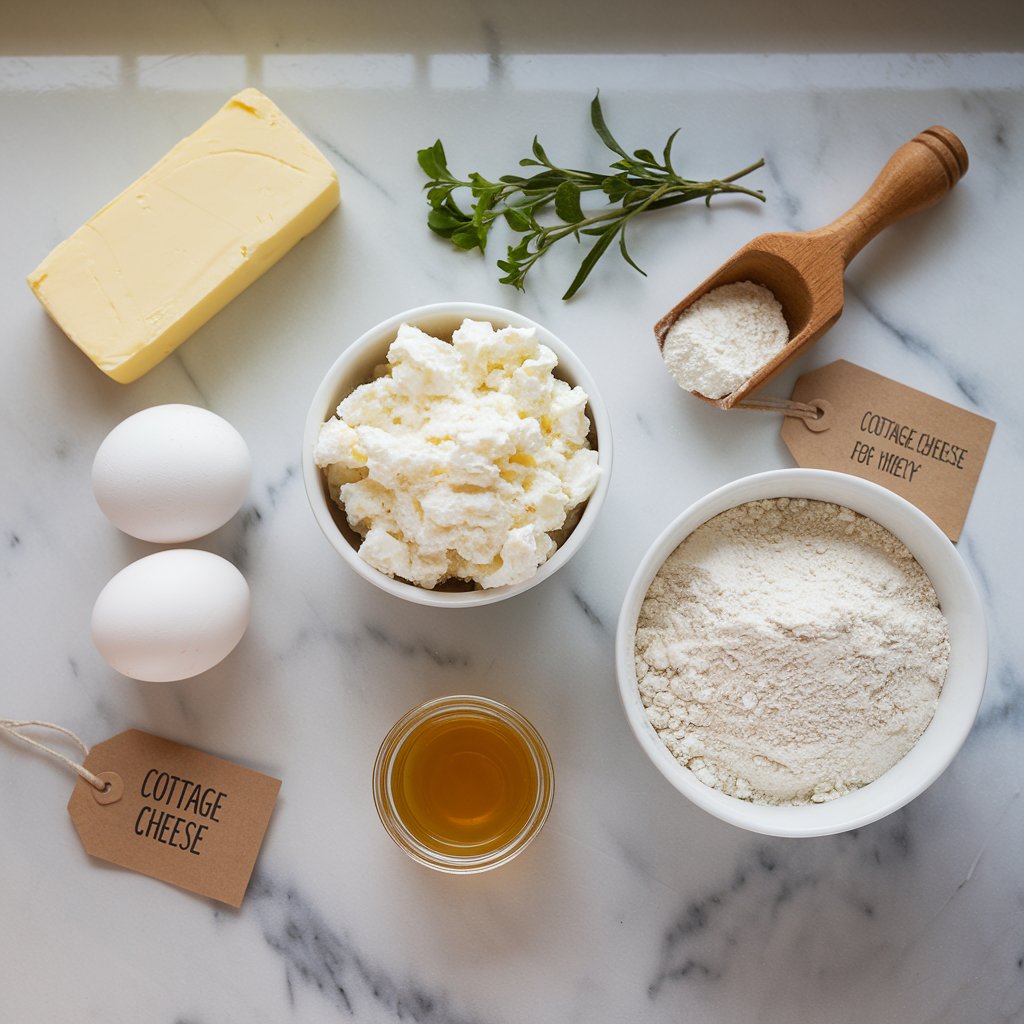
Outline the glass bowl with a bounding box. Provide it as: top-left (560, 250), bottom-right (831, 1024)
top-left (373, 695), bottom-right (554, 873)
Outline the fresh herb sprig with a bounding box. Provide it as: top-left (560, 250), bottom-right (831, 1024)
top-left (418, 94), bottom-right (766, 300)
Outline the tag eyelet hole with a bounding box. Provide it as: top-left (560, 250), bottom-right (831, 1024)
top-left (804, 399), bottom-right (833, 433)
top-left (91, 771), bottom-right (124, 805)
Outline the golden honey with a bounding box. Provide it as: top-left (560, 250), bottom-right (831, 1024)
top-left (374, 696), bottom-right (554, 872)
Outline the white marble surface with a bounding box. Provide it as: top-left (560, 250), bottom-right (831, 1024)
top-left (2, 6), bottom-right (1023, 1022)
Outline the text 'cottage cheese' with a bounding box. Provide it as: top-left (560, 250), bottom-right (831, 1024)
top-left (315, 319), bottom-right (600, 589)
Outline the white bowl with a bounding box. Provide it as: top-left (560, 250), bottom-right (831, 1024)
top-left (615, 468), bottom-right (987, 837)
top-left (302, 302), bottom-right (612, 608)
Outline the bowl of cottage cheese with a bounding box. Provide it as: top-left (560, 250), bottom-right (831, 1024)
top-left (303, 303), bottom-right (611, 607)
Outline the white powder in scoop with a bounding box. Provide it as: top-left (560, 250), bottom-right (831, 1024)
top-left (634, 498), bottom-right (949, 806)
top-left (662, 280), bottom-right (788, 399)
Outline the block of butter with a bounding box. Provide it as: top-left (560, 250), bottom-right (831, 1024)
top-left (27, 89), bottom-right (339, 383)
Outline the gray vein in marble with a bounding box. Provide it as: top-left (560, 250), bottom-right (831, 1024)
top-left (308, 130), bottom-right (395, 203)
top-left (960, 789), bottom-right (1019, 886)
top-left (171, 351), bottom-right (211, 408)
top-left (649, 819), bottom-right (915, 1000)
top-left (92, 691), bottom-right (115, 723)
top-left (959, 91), bottom-right (1014, 181)
top-left (231, 465), bottom-right (299, 569)
top-left (808, 92), bottom-right (833, 171)
top-left (843, 282), bottom-right (997, 416)
top-left (849, 893), bottom-right (876, 918)
top-left (364, 624), bottom-right (471, 668)
top-left (883, 817), bottom-right (912, 859)
top-left (973, 664), bottom-right (1024, 731)
top-left (634, 411), bottom-right (653, 438)
top-left (172, 689), bottom-right (200, 726)
top-left (570, 587), bottom-right (607, 634)
top-left (880, 796), bottom-right (1020, 984)
top-left (238, 503), bottom-right (263, 532)
top-left (265, 464), bottom-right (298, 508)
top-left (229, 519), bottom-right (257, 576)
top-left (956, 537), bottom-right (1024, 732)
top-left (761, 147), bottom-right (802, 223)
top-left (249, 871), bottom-right (489, 1024)
top-left (274, 585), bottom-right (467, 669)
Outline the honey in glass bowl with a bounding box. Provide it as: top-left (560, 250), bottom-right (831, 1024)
top-left (373, 696), bottom-right (554, 872)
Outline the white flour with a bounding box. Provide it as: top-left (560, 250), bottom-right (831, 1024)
top-left (662, 280), bottom-right (788, 399)
top-left (634, 498), bottom-right (949, 805)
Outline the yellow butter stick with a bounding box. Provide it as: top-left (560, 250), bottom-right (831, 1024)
top-left (28, 88), bottom-right (339, 383)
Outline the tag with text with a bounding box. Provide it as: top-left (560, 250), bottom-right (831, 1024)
top-left (781, 360), bottom-right (994, 541)
top-left (67, 730), bottom-right (281, 907)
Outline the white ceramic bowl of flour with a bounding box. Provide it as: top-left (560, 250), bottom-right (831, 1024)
top-left (615, 468), bottom-right (987, 838)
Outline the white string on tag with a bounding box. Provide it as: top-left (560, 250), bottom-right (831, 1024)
top-left (736, 396), bottom-right (819, 418)
top-left (0, 718), bottom-right (108, 792)
top-left (735, 397), bottom-right (833, 433)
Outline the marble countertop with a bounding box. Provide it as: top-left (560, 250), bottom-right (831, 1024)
top-left (2, 5), bottom-right (1023, 1022)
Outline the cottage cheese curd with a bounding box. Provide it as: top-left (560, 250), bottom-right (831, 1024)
top-left (314, 319), bottom-right (600, 589)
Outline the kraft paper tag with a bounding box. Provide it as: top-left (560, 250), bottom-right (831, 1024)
top-left (781, 360), bottom-right (995, 541)
top-left (67, 730), bottom-right (280, 908)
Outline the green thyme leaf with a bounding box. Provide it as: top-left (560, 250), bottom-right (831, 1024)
top-left (590, 93), bottom-right (630, 159)
top-left (416, 141), bottom-right (448, 180)
top-left (554, 181), bottom-right (584, 224)
top-left (504, 207), bottom-right (533, 233)
top-left (562, 224), bottom-right (621, 300)
top-left (450, 224), bottom-right (485, 251)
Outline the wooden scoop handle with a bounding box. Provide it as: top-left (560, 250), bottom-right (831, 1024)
top-left (813, 126), bottom-right (968, 265)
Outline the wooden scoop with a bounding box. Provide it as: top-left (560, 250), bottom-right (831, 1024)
top-left (654, 126), bottom-right (968, 409)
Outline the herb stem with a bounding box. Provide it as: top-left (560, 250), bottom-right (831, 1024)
top-left (720, 158), bottom-right (767, 184)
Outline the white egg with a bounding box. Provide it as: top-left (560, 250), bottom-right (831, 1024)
top-left (92, 550), bottom-right (250, 682)
top-left (92, 404), bottom-right (251, 543)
